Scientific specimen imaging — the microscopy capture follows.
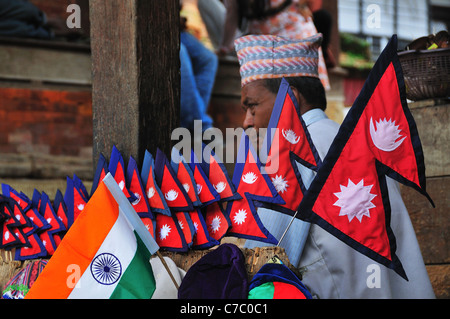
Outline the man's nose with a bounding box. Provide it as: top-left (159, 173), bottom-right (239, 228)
top-left (243, 108), bottom-right (254, 129)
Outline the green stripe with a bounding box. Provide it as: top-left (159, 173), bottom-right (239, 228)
top-left (110, 231), bottom-right (156, 299)
top-left (248, 282), bottom-right (275, 299)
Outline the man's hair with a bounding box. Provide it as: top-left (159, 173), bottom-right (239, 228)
top-left (263, 77), bottom-right (327, 110)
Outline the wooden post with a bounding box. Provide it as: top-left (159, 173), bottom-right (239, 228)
top-left (89, 0), bottom-right (180, 168)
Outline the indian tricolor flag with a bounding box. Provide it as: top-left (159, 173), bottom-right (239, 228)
top-left (26, 173), bottom-right (159, 299)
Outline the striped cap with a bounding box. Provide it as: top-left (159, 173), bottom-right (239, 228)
top-left (234, 34), bottom-right (322, 87)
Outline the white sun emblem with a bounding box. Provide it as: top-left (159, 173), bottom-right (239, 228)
top-left (118, 180), bottom-right (125, 190)
top-left (193, 222), bottom-right (199, 232)
top-left (242, 172), bottom-right (258, 184)
top-left (178, 220), bottom-right (184, 229)
top-left (370, 117), bottom-right (407, 152)
top-left (210, 216), bottom-right (221, 233)
top-left (147, 187), bottom-right (155, 199)
top-left (214, 181), bottom-right (227, 193)
top-left (233, 209), bottom-right (247, 225)
top-left (159, 224), bottom-right (171, 240)
top-left (333, 179), bottom-right (377, 223)
top-left (282, 129), bottom-right (301, 144)
top-left (271, 174), bottom-right (289, 193)
top-left (182, 183), bottom-right (190, 193)
top-left (131, 192), bottom-right (141, 205)
top-left (165, 189), bottom-right (178, 201)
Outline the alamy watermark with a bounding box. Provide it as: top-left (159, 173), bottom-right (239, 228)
top-left (66, 4), bottom-right (81, 29)
top-left (171, 120), bottom-right (280, 174)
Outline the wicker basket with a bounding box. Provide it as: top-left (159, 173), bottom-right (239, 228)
top-left (398, 48), bottom-right (450, 101)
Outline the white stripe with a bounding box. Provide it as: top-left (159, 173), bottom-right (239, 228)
top-left (103, 173), bottom-right (159, 254)
top-left (68, 207), bottom-right (137, 299)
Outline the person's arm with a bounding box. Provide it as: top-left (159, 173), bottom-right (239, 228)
top-left (218, 0), bottom-right (239, 56)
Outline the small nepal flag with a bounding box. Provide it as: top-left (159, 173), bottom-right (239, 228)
top-left (187, 149), bottom-right (231, 242)
top-left (297, 35), bottom-right (434, 280)
top-left (53, 189), bottom-right (69, 232)
top-left (37, 192), bottom-right (66, 256)
top-left (200, 143), bottom-right (241, 202)
top-left (126, 156), bottom-right (154, 220)
top-left (262, 77), bottom-right (321, 215)
top-left (154, 148), bottom-right (193, 212)
top-left (126, 156), bottom-right (155, 238)
top-left (0, 198), bottom-right (28, 249)
top-left (189, 150), bottom-right (221, 207)
top-left (26, 173), bottom-right (158, 299)
top-left (141, 150), bottom-right (171, 216)
top-left (171, 147), bottom-right (202, 208)
top-left (1, 184), bottom-right (31, 212)
top-left (155, 213), bottom-right (188, 252)
top-left (64, 176), bottom-right (88, 228)
top-left (90, 153), bottom-right (109, 197)
top-left (171, 147), bottom-right (218, 249)
top-left (225, 131), bottom-right (285, 244)
top-left (108, 145), bottom-right (137, 203)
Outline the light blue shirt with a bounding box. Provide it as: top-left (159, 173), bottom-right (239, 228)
top-left (244, 108), bottom-right (328, 267)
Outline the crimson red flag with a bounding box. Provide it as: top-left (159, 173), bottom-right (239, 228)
top-left (262, 78), bottom-right (321, 215)
top-left (108, 145), bottom-right (137, 202)
top-left (37, 192), bottom-right (66, 255)
top-left (140, 150), bottom-right (171, 216)
top-left (200, 143), bottom-right (241, 202)
top-left (126, 156), bottom-right (154, 219)
top-left (90, 153), bottom-right (108, 197)
top-left (63, 176), bottom-right (88, 228)
top-left (154, 148), bottom-right (193, 212)
top-left (171, 147), bottom-right (218, 249)
top-left (225, 131), bottom-right (285, 244)
top-left (155, 213), bottom-right (188, 252)
top-left (297, 35), bottom-right (433, 280)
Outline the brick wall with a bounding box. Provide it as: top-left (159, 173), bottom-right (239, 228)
top-left (0, 88), bottom-right (92, 157)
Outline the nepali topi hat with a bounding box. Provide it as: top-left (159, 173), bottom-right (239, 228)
top-left (234, 33), bottom-right (322, 87)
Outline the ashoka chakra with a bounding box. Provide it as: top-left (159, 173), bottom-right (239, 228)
top-left (90, 253), bottom-right (122, 285)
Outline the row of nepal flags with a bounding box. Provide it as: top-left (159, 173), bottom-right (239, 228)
top-left (0, 35), bottom-right (434, 284)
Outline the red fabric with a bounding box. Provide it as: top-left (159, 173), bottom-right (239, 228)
top-left (144, 165), bottom-right (167, 212)
top-left (273, 282), bottom-right (307, 299)
top-left (267, 90), bottom-right (318, 213)
top-left (311, 63), bottom-right (419, 261)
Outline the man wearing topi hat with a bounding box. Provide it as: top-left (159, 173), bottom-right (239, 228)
top-left (234, 33), bottom-right (435, 298)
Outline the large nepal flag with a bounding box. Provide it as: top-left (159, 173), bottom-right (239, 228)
top-left (297, 35), bottom-right (433, 280)
top-left (225, 131), bottom-right (285, 244)
top-left (26, 173), bottom-right (158, 299)
top-left (262, 78), bottom-right (321, 215)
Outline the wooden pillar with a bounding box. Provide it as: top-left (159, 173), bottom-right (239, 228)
top-left (89, 0), bottom-right (180, 167)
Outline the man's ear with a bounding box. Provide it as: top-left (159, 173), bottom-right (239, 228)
top-left (290, 86), bottom-right (311, 115)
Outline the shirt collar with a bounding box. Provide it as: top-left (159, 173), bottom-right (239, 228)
top-left (302, 108), bottom-right (328, 127)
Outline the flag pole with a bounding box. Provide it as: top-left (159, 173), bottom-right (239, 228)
top-left (276, 211), bottom-right (298, 247)
top-left (103, 173), bottom-right (180, 290)
top-left (156, 251), bottom-right (179, 290)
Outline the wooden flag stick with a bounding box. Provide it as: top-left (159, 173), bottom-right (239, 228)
top-left (156, 251), bottom-right (179, 290)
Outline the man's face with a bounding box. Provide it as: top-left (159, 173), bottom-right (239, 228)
top-left (241, 80), bottom-right (277, 131)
